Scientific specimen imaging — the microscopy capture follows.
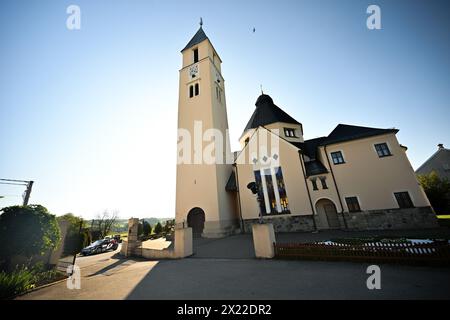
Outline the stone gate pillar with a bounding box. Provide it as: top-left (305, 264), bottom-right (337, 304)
top-left (127, 218), bottom-right (140, 257)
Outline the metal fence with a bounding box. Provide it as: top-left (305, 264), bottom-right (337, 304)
top-left (274, 241), bottom-right (450, 266)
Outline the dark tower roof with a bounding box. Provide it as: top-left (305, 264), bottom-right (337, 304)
top-left (243, 94), bottom-right (301, 133)
top-left (181, 27), bottom-right (208, 52)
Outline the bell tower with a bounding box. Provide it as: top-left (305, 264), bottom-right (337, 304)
top-left (175, 22), bottom-right (238, 238)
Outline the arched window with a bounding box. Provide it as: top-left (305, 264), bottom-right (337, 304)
top-left (189, 85), bottom-right (194, 98)
top-left (195, 83), bottom-right (199, 96)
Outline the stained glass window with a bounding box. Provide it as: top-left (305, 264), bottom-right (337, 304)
top-left (253, 166), bottom-right (290, 216)
top-left (275, 167), bottom-right (290, 213)
top-left (254, 170), bottom-right (266, 215)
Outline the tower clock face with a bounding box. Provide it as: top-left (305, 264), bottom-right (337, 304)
top-left (189, 64), bottom-right (199, 78)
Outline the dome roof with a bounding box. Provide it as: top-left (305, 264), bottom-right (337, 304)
top-left (255, 94), bottom-right (274, 106)
top-left (242, 94), bottom-right (300, 133)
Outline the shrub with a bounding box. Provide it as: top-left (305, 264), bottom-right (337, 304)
top-left (143, 221), bottom-right (152, 237)
top-left (0, 265), bottom-right (36, 299)
top-left (154, 222), bottom-right (163, 235)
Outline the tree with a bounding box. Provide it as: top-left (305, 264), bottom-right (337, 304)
top-left (418, 171), bottom-right (450, 214)
top-left (0, 205), bottom-right (61, 271)
top-left (143, 221), bottom-right (152, 237)
top-left (154, 222), bottom-right (163, 235)
top-left (163, 220), bottom-right (174, 233)
top-left (94, 210), bottom-right (119, 239)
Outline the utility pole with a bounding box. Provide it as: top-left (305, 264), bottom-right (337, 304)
top-left (23, 181), bottom-right (34, 206)
top-left (0, 179), bottom-right (34, 206)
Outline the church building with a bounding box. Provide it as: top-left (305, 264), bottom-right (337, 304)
top-left (175, 24), bottom-right (438, 238)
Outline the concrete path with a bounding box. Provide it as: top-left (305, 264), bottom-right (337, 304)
top-left (17, 247), bottom-right (158, 300)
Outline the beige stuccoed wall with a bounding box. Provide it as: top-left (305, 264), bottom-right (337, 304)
top-left (176, 36), bottom-right (237, 236)
top-left (236, 127), bottom-right (312, 221)
top-left (264, 123), bottom-right (304, 143)
top-left (307, 172), bottom-right (342, 212)
top-left (239, 123), bottom-right (303, 149)
top-left (318, 133), bottom-right (431, 211)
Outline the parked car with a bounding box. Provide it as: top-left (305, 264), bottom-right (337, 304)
top-left (113, 234), bottom-right (122, 243)
top-left (81, 238), bottom-right (119, 256)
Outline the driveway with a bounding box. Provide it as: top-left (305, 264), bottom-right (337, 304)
top-left (17, 246), bottom-right (159, 300)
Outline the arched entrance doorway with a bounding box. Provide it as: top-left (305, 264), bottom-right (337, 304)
top-left (187, 207), bottom-right (205, 237)
top-left (315, 199), bottom-right (340, 229)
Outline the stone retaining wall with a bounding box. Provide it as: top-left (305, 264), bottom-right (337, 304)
top-left (243, 206), bottom-right (438, 233)
top-left (243, 215), bottom-right (315, 233)
top-left (340, 206), bottom-right (438, 231)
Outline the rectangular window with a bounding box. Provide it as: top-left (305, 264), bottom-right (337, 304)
top-left (394, 192), bottom-right (414, 208)
top-left (345, 197), bottom-right (361, 212)
top-left (253, 167), bottom-right (290, 216)
top-left (193, 48), bottom-right (199, 63)
top-left (319, 177), bottom-right (328, 189)
top-left (189, 85), bottom-right (194, 98)
top-left (311, 178), bottom-right (318, 191)
top-left (375, 143), bottom-right (391, 157)
top-left (330, 151), bottom-right (345, 164)
top-left (284, 128), bottom-right (297, 138)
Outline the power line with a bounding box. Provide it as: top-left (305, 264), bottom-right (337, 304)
top-left (0, 179), bottom-right (30, 183)
top-left (0, 182), bottom-right (28, 186)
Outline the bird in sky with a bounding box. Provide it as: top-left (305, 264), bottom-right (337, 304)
top-left (253, 27), bottom-right (256, 33)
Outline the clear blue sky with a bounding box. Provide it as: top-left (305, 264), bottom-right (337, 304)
top-left (1, 0), bottom-right (449, 219)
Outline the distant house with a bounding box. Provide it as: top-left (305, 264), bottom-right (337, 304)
top-left (416, 144), bottom-right (450, 181)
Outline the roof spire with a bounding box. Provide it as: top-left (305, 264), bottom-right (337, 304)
top-left (260, 84), bottom-right (264, 95)
top-left (200, 17), bottom-right (203, 28)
